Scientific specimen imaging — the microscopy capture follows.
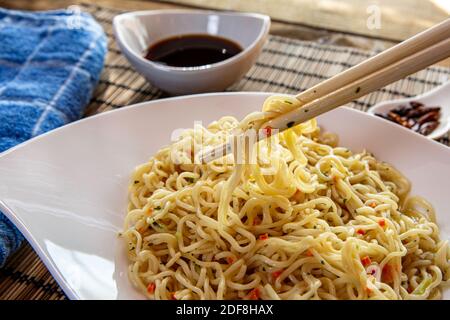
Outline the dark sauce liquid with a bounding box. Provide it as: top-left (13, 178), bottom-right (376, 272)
top-left (144, 34), bottom-right (243, 67)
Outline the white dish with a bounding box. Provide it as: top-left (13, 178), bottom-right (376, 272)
top-left (368, 80), bottom-right (450, 140)
top-left (113, 10), bottom-right (270, 95)
top-left (0, 92), bottom-right (449, 300)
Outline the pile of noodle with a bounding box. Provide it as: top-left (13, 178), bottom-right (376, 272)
top-left (122, 96), bottom-right (449, 300)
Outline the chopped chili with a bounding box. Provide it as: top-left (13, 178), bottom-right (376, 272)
top-left (248, 288), bottom-right (260, 300)
top-left (382, 264), bottom-right (394, 283)
top-left (138, 227), bottom-right (146, 234)
top-left (147, 283), bottom-right (156, 294)
top-left (259, 233), bottom-right (269, 240)
top-left (378, 219), bottom-right (386, 228)
top-left (306, 249), bottom-right (314, 257)
top-left (263, 126), bottom-right (273, 137)
top-left (272, 270), bottom-right (283, 279)
top-left (226, 257), bottom-right (234, 264)
top-left (361, 256), bottom-right (371, 267)
top-left (356, 229), bottom-right (365, 235)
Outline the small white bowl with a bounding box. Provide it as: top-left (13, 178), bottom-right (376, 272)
top-left (113, 10), bottom-right (270, 95)
top-left (368, 81), bottom-right (450, 140)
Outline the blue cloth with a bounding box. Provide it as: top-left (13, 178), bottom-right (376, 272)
top-left (0, 8), bottom-right (107, 266)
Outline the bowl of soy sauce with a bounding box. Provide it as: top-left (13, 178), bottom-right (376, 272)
top-left (113, 10), bottom-right (270, 95)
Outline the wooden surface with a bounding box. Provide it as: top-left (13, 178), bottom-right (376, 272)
top-left (1, 0), bottom-right (449, 42)
top-left (2, 0), bottom-right (450, 67)
top-left (165, 0), bottom-right (450, 41)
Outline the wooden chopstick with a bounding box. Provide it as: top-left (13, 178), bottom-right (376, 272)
top-left (199, 19), bottom-right (450, 163)
top-left (263, 36), bottom-right (450, 131)
top-left (294, 18), bottom-right (450, 105)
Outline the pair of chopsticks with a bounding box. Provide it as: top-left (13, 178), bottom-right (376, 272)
top-left (200, 18), bottom-right (450, 163)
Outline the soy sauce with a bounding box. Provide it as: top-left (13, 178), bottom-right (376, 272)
top-left (144, 34), bottom-right (243, 67)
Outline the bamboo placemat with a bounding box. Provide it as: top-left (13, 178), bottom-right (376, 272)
top-left (1, 2), bottom-right (449, 300)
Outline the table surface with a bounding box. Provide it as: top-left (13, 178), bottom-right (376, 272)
top-left (0, 0), bottom-right (449, 300)
top-left (2, 0), bottom-right (449, 67)
top-left (2, 0), bottom-right (450, 42)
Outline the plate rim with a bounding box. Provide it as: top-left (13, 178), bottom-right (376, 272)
top-left (1, 91), bottom-right (448, 161)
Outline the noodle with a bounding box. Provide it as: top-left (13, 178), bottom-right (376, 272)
top-left (122, 95), bottom-right (449, 300)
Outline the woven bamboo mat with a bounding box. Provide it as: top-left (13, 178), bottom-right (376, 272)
top-left (1, 2), bottom-right (449, 300)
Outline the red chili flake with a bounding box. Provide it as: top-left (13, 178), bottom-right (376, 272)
top-left (361, 256), bottom-right (371, 267)
top-left (169, 292), bottom-right (177, 300)
top-left (378, 219), bottom-right (386, 228)
top-left (263, 126), bottom-right (273, 137)
top-left (147, 283), bottom-right (156, 294)
top-left (248, 288), bottom-right (260, 300)
top-left (306, 249), bottom-right (314, 257)
top-left (226, 257), bottom-right (234, 264)
top-left (293, 189), bottom-right (302, 199)
top-left (259, 233), bottom-right (269, 240)
top-left (365, 287), bottom-right (372, 295)
top-left (382, 264), bottom-right (394, 283)
top-left (253, 217), bottom-right (262, 226)
top-left (407, 286), bottom-right (413, 293)
top-left (369, 202), bottom-right (377, 208)
top-left (272, 270), bottom-right (283, 279)
top-left (356, 229), bottom-right (365, 235)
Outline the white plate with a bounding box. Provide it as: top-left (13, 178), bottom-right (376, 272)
top-left (0, 92), bottom-right (449, 300)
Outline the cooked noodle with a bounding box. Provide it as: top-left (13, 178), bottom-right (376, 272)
top-left (122, 95), bottom-right (449, 300)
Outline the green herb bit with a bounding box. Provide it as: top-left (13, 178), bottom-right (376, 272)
top-left (152, 221), bottom-right (165, 230)
top-left (284, 100), bottom-right (293, 105)
top-left (412, 277), bottom-right (432, 295)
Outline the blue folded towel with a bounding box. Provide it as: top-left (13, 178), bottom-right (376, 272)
top-left (0, 8), bottom-right (107, 266)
